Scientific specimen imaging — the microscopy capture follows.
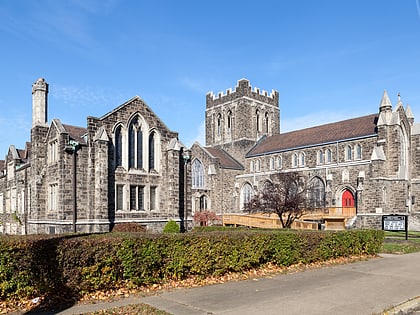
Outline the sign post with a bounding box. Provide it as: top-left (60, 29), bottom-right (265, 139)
top-left (382, 214), bottom-right (408, 240)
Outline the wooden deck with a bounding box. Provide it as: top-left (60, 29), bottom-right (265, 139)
top-left (222, 207), bottom-right (356, 230)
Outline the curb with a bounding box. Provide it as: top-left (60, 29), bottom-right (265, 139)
top-left (383, 296), bottom-right (420, 315)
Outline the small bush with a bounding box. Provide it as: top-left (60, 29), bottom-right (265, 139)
top-left (163, 220), bottom-right (180, 233)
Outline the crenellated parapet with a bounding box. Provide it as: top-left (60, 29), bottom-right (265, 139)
top-left (206, 78), bottom-right (279, 108)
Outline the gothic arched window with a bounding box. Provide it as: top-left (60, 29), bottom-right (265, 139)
top-left (269, 157), bottom-right (275, 170)
top-left (345, 145), bottom-right (352, 161)
top-left (115, 125), bottom-right (123, 167)
top-left (317, 150), bottom-right (324, 164)
top-left (217, 114), bottom-right (222, 136)
top-left (256, 110), bottom-right (260, 132)
top-left (129, 117), bottom-right (143, 169)
top-left (355, 144), bottom-right (362, 160)
top-left (310, 177), bottom-right (325, 208)
top-left (299, 152), bottom-right (305, 167)
top-left (192, 159), bottom-right (205, 189)
top-left (149, 131), bottom-right (155, 171)
top-left (199, 195), bottom-right (208, 210)
top-left (277, 156), bottom-right (282, 169)
top-left (265, 112), bottom-right (269, 133)
top-left (241, 182), bottom-right (254, 209)
top-left (227, 110), bottom-right (232, 133)
top-left (292, 153), bottom-right (298, 168)
top-left (326, 148), bottom-right (332, 163)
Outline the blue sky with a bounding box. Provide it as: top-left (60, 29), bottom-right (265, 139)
top-left (1, 0), bottom-right (420, 157)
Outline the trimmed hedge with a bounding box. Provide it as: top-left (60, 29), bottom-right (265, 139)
top-left (0, 229), bottom-right (384, 301)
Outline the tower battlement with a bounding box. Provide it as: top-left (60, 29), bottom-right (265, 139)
top-left (206, 79), bottom-right (279, 108)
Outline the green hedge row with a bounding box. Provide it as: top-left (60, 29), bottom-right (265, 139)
top-left (0, 229), bottom-right (384, 301)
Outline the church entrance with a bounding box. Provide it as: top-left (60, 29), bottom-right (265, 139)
top-left (342, 189), bottom-right (354, 207)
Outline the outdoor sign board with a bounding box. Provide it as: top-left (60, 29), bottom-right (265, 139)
top-left (382, 214), bottom-right (408, 240)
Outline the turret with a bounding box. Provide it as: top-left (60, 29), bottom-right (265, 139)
top-left (379, 90), bottom-right (392, 113)
top-left (32, 78), bottom-right (48, 127)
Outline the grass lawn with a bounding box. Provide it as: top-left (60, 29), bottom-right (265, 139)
top-left (84, 303), bottom-right (171, 315)
top-left (381, 231), bottom-right (420, 254)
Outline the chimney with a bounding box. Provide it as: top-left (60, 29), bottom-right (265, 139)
top-left (32, 78), bottom-right (48, 127)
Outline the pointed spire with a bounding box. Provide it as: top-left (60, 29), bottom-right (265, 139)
top-left (406, 104), bottom-right (413, 117)
top-left (395, 92), bottom-right (404, 111)
top-left (406, 104), bottom-right (414, 125)
top-left (379, 90), bottom-right (392, 112)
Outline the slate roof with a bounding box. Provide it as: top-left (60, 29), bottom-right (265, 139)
top-left (247, 113), bottom-right (379, 157)
top-left (205, 147), bottom-right (244, 170)
top-left (63, 124), bottom-right (87, 145)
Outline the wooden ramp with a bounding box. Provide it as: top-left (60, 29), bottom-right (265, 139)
top-left (222, 207), bottom-right (356, 231)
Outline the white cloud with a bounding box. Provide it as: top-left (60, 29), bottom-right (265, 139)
top-left (50, 84), bottom-right (120, 108)
top-left (184, 120), bottom-right (205, 147)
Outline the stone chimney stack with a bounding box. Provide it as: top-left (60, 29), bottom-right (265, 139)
top-left (32, 78), bottom-right (48, 127)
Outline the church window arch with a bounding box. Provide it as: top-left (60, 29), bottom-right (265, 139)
top-left (345, 145), bottom-right (352, 161)
top-left (250, 160), bottom-right (255, 172)
top-left (277, 156), bottom-right (283, 169)
top-left (292, 153), bottom-right (298, 168)
top-left (192, 159), bottom-right (205, 189)
top-left (309, 177), bottom-right (325, 208)
top-left (199, 194), bottom-right (208, 211)
top-left (217, 113), bottom-right (222, 136)
top-left (269, 157), bottom-right (275, 170)
top-left (256, 110), bottom-right (260, 132)
top-left (317, 150), bottom-right (324, 165)
top-left (265, 112), bottom-right (269, 133)
top-left (114, 125), bottom-right (123, 167)
top-left (326, 148), bottom-right (332, 163)
top-left (240, 182), bottom-right (254, 210)
top-left (255, 159), bottom-right (261, 172)
top-left (227, 110), bottom-right (232, 133)
top-left (128, 116), bottom-right (143, 169)
top-left (299, 152), bottom-right (305, 167)
top-left (355, 144), bottom-right (362, 160)
top-left (148, 131), bottom-right (156, 171)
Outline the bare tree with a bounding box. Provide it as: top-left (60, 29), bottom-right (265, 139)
top-left (244, 172), bottom-right (317, 228)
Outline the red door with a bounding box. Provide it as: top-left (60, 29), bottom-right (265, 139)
top-left (342, 189), bottom-right (354, 207)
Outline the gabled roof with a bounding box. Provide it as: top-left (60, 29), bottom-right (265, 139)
top-left (63, 124), bottom-right (87, 145)
top-left (204, 147), bottom-right (244, 170)
top-left (247, 113), bottom-right (379, 157)
top-left (97, 96), bottom-right (175, 134)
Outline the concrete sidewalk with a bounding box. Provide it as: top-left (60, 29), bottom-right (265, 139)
top-left (30, 252), bottom-right (420, 315)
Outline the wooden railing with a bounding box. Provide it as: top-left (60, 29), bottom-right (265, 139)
top-left (222, 213), bottom-right (281, 229)
top-left (222, 207), bottom-right (356, 231)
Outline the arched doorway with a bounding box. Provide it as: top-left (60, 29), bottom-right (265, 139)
top-left (342, 189), bottom-right (354, 207)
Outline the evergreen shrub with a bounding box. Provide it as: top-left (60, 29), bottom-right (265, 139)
top-left (162, 220), bottom-right (180, 233)
top-left (0, 229), bottom-right (384, 302)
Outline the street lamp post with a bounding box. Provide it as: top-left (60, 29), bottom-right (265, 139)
top-left (182, 149), bottom-right (192, 232)
top-left (65, 140), bottom-right (80, 233)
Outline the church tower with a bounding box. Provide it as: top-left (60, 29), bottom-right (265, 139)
top-left (32, 78), bottom-right (48, 127)
top-left (205, 79), bottom-right (280, 163)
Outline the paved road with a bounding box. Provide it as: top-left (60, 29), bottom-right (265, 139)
top-left (30, 252), bottom-right (420, 315)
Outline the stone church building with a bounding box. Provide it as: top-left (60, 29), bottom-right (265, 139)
top-left (1, 78), bottom-right (420, 234)
top-left (0, 78), bottom-right (190, 234)
top-left (191, 79), bottom-right (420, 230)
